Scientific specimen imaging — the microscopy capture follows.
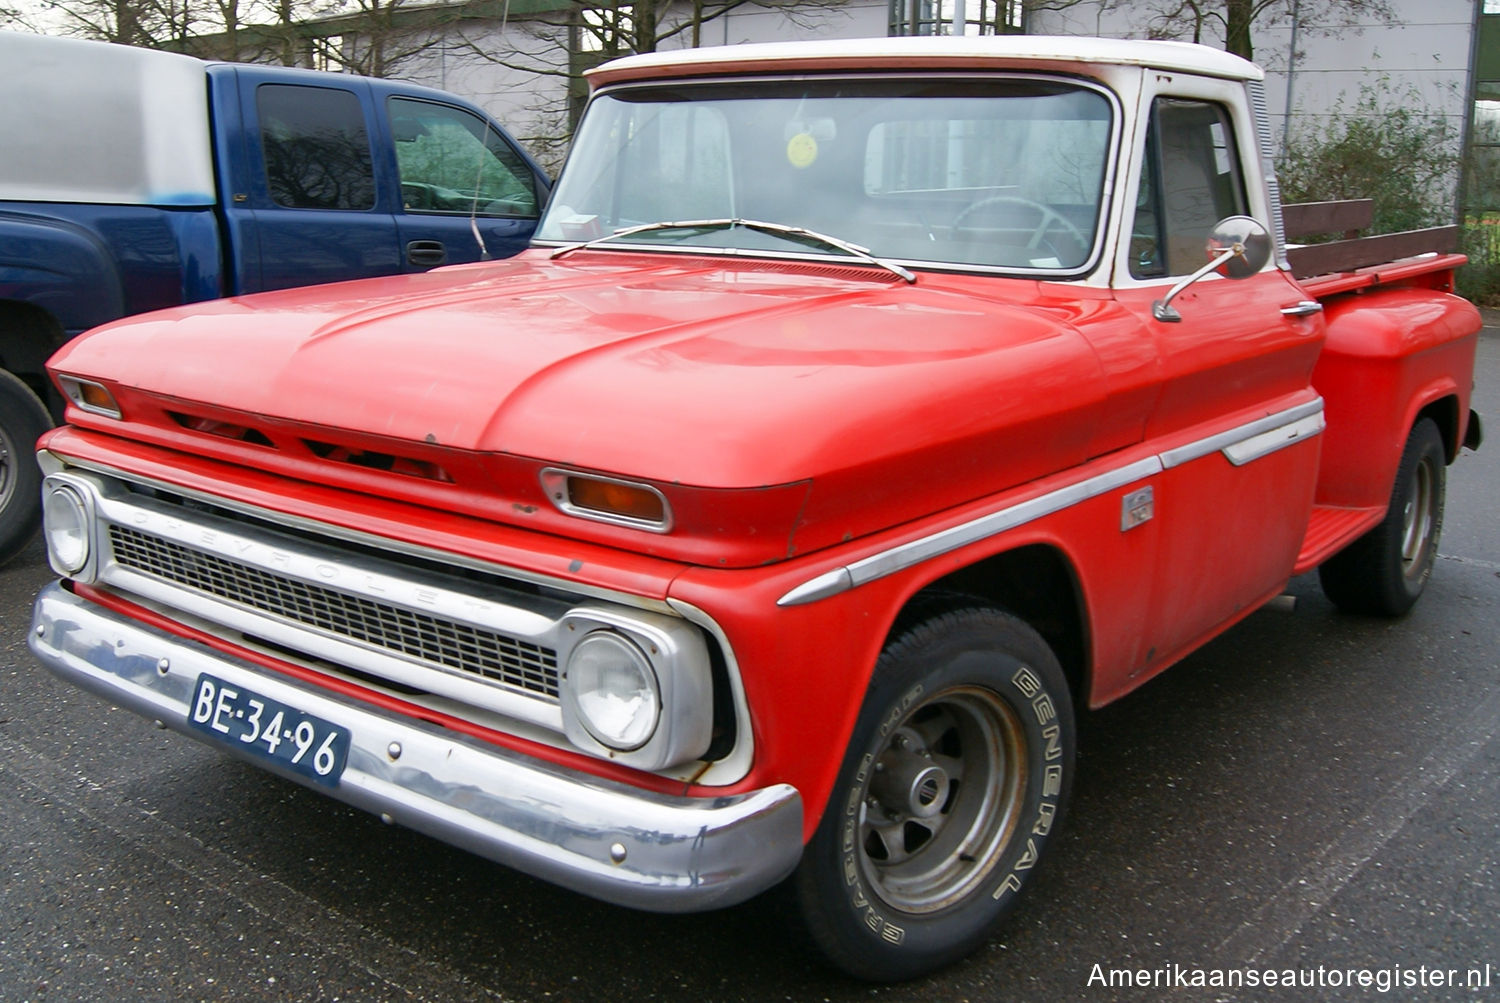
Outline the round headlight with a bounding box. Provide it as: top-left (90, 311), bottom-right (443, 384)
top-left (43, 483), bottom-right (90, 575)
top-left (564, 630), bottom-right (661, 751)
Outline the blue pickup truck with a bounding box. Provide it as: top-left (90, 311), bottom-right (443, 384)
top-left (0, 30), bottom-right (550, 561)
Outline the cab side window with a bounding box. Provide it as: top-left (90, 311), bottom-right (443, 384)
top-left (388, 98), bottom-right (539, 217)
top-left (1131, 98), bottom-right (1247, 278)
top-left (258, 84), bottom-right (376, 211)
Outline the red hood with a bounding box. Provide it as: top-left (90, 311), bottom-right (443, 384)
top-left (49, 251), bottom-right (1119, 563)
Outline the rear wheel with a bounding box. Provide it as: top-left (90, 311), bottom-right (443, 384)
top-left (1319, 417), bottom-right (1446, 616)
top-left (794, 607), bottom-right (1075, 981)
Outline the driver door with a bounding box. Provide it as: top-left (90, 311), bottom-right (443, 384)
top-left (1113, 80), bottom-right (1326, 669)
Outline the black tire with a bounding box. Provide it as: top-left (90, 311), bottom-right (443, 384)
top-left (1319, 417), bottom-right (1446, 616)
top-left (794, 607), bottom-right (1075, 981)
top-left (0, 370), bottom-right (53, 566)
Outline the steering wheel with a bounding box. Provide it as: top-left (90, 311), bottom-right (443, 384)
top-left (952, 195), bottom-right (1088, 259)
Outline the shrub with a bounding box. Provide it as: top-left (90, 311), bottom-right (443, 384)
top-left (1277, 84), bottom-right (1459, 233)
top-left (1277, 85), bottom-right (1500, 303)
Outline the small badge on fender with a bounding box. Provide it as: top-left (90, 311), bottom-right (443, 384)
top-left (1121, 486), bottom-right (1154, 531)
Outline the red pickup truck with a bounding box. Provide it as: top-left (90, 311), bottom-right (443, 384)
top-left (30, 37), bottom-right (1482, 980)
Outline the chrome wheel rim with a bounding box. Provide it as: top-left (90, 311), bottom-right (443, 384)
top-left (857, 686), bottom-right (1027, 914)
top-left (1400, 455), bottom-right (1437, 580)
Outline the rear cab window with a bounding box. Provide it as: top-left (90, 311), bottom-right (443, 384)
top-left (257, 84), bottom-right (376, 210)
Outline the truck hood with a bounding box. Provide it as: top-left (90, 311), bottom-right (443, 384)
top-left (50, 252), bottom-right (1118, 563)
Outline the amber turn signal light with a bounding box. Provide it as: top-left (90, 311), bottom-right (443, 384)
top-left (540, 468), bottom-right (671, 532)
top-left (569, 477), bottom-right (665, 523)
top-left (57, 376), bottom-right (122, 419)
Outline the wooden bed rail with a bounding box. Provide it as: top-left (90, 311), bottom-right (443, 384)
top-left (1282, 199), bottom-right (1460, 279)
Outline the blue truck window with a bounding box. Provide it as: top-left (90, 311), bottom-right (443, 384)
top-left (259, 84), bottom-right (376, 210)
top-left (388, 97), bottom-right (538, 218)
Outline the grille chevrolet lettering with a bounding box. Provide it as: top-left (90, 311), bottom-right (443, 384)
top-left (107, 523), bottom-right (561, 700)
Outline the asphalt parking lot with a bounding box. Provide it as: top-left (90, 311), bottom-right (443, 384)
top-left (0, 321), bottom-right (1497, 1002)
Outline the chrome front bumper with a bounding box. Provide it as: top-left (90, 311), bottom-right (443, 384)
top-left (29, 582), bottom-right (803, 913)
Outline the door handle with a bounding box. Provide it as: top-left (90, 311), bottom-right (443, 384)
top-left (1280, 300), bottom-right (1323, 317)
top-left (406, 240), bottom-right (446, 267)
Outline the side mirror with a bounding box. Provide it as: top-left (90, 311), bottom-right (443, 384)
top-left (1152, 215), bottom-right (1272, 322)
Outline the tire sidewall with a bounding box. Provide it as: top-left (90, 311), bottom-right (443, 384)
top-left (1393, 419), bottom-right (1445, 604)
top-left (797, 609), bottom-right (1075, 981)
top-left (0, 371), bottom-right (53, 565)
top-left (1318, 417), bottom-right (1449, 616)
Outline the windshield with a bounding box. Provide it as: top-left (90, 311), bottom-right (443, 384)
top-left (537, 76), bottom-right (1115, 273)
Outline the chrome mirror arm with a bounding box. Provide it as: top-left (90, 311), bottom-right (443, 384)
top-left (1151, 244), bottom-right (1242, 323)
top-left (1150, 215), bottom-right (1273, 323)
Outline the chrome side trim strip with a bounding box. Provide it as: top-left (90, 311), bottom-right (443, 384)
top-left (776, 568), bottom-right (855, 608)
top-left (31, 583), bottom-right (802, 913)
top-left (1159, 398), bottom-right (1324, 469)
top-left (778, 457), bottom-right (1162, 607)
top-left (778, 399), bottom-right (1324, 606)
top-left (1222, 411), bottom-right (1326, 466)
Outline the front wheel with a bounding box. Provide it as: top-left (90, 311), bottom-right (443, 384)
top-left (794, 607), bottom-right (1075, 981)
top-left (1319, 417), bottom-right (1446, 616)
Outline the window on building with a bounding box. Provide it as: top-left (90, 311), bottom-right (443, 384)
top-left (889, 0), bottom-right (1023, 36)
top-left (1471, 10), bottom-right (1500, 211)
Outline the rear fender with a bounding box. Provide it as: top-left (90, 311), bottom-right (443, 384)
top-left (0, 209), bottom-right (124, 334)
top-left (1310, 287), bottom-right (1480, 509)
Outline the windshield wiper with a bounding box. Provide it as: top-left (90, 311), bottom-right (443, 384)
top-left (548, 217), bottom-right (916, 284)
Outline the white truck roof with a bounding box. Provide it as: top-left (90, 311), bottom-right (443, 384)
top-left (589, 35), bottom-right (1263, 88)
top-left (0, 30), bottom-right (215, 206)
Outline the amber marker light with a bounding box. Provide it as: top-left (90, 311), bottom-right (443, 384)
top-left (539, 468), bottom-right (671, 532)
top-left (57, 376), bottom-right (122, 419)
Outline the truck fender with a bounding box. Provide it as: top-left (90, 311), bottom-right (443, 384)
top-left (0, 209), bottom-right (126, 335)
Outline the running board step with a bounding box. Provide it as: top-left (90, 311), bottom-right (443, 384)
top-left (1292, 504), bottom-right (1385, 575)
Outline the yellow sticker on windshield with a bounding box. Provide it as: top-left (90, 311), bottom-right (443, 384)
top-left (786, 133), bottom-right (818, 169)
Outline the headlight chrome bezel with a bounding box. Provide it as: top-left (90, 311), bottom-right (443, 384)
top-left (557, 607), bottom-right (714, 771)
top-left (42, 473), bottom-right (99, 580)
top-left (562, 629), bottom-right (661, 752)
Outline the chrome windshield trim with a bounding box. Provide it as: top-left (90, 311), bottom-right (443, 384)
top-left (547, 70), bottom-right (1123, 282)
top-left (778, 399), bottom-right (1324, 606)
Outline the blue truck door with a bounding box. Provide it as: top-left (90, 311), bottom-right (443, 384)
top-left (225, 66), bottom-right (402, 293)
top-left (380, 94), bottom-right (546, 269)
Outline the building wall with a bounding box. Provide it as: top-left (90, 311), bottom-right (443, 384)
top-left (394, 0), bottom-right (1481, 205)
top-left (1027, 0), bottom-right (1477, 207)
top-left (397, 0), bottom-right (887, 171)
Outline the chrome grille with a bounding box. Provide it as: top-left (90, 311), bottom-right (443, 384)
top-left (108, 524), bottom-right (559, 699)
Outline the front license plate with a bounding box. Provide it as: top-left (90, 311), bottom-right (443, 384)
top-left (187, 673), bottom-right (350, 786)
